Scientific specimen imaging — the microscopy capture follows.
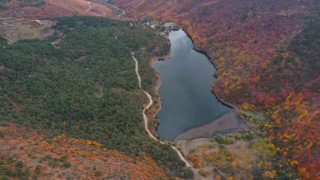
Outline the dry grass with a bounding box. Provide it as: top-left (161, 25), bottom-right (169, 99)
top-left (1, 0), bottom-right (113, 19)
top-left (177, 138), bottom-right (261, 179)
top-left (0, 18), bottom-right (54, 44)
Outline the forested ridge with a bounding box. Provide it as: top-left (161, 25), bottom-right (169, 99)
top-left (0, 16), bottom-right (192, 179)
top-left (111, 0), bottom-right (320, 179)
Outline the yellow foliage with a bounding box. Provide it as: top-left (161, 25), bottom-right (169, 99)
top-left (283, 133), bottom-right (290, 140)
top-left (271, 111), bottom-right (278, 120)
top-left (268, 143), bottom-right (275, 150)
top-left (264, 123), bottom-right (272, 128)
top-left (242, 103), bottom-right (255, 110)
top-left (74, 125), bottom-right (80, 129)
top-left (260, 60), bottom-right (270, 68)
top-left (76, 139), bottom-right (103, 147)
top-left (298, 167), bottom-right (307, 174)
top-left (306, 142), bottom-right (313, 149)
top-left (290, 160), bottom-right (299, 166)
top-left (231, 161), bottom-right (237, 169)
top-left (281, 52), bottom-right (289, 59)
top-left (264, 170), bottom-right (276, 178)
top-left (205, 152), bottom-right (215, 161)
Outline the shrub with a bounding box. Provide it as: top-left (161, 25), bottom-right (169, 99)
top-left (199, 170), bottom-right (209, 177)
top-left (213, 134), bottom-right (235, 144)
top-left (95, 171), bottom-right (102, 177)
top-left (62, 162), bottom-right (71, 168)
top-left (63, 162), bottom-right (71, 168)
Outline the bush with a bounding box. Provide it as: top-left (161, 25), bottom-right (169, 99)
top-left (241, 131), bottom-right (255, 141)
top-left (15, 161), bottom-right (24, 168)
top-left (199, 170), bottom-right (209, 177)
top-left (34, 166), bottom-right (41, 174)
top-left (213, 134), bottom-right (236, 144)
top-left (95, 171), bottom-right (102, 177)
top-left (62, 162), bottom-right (71, 168)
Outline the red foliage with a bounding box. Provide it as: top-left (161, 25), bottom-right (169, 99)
top-left (111, 0), bottom-right (320, 178)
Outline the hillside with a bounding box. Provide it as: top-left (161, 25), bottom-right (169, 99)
top-left (110, 0), bottom-right (320, 178)
top-left (0, 16), bottom-right (193, 179)
top-left (0, 124), bottom-right (168, 179)
top-left (0, 0), bottom-right (113, 18)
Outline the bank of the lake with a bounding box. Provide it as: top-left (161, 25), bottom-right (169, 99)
top-left (145, 54), bottom-right (171, 136)
top-left (176, 111), bottom-right (247, 140)
top-left (153, 29), bottom-right (246, 141)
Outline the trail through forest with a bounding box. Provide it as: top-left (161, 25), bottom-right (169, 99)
top-left (131, 52), bottom-right (193, 170)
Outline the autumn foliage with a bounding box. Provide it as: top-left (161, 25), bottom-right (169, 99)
top-left (111, 0), bottom-right (320, 178)
top-left (0, 124), bottom-right (168, 179)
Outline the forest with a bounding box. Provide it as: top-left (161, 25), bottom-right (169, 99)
top-left (111, 0), bottom-right (320, 178)
top-left (19, 0), bottom-right (45, 7)
top-left (0, 0), bottom-right (44, 9)
top-left (0, 16), bottom-right (192, 179)
top-left (0, 0), bottom-right (10, 10)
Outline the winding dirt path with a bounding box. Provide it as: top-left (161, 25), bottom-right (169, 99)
top-left (85, 1), bottom-right (92, 12)
top-left (98, 7), bottom-right (107, 16)
top-left (105, 0), bottom-right (125, 16)
top-left (131, 52), bottom-right (193, 170)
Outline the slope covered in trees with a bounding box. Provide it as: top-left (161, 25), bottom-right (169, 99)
top-left (0, 124), bottom-right (168, 179)
top-left (110, 0), bottom-right (320, 178)
top-left (0, 16), bottom-right (192, 178)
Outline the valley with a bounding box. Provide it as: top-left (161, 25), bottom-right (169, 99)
top-left (0, 16), bottom-right (192, 179)
top-left (110, 0), bottom-right (320, 179)
top-left (0, 0), bottom-right (319, 179)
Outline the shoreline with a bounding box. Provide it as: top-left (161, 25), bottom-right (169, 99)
top-left (181, 28), bottom-right (249, 135)
top-left (175, 111), bottom-right (247, 140)
top-left (182, 28), bottom-right (237, 110)
top-left (131, 52), bottom-right (194, 170)
top-left (139, 24), bottom-right (247, 178)
top-left (145, 54), bottom-right (171, 136)
top-left (153, 28), bottom-right (246, 141)
top-left (181, 29), bottom-right (218, 70)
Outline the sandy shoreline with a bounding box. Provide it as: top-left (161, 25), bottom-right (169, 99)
top-left (175, 111), bottom-right (247, 140)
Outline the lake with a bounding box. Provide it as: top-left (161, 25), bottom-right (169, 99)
top-left (153, 29), bottom-right (232, 141)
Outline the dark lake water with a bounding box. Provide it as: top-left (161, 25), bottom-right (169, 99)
top-left (153, 29), bottom-right (232, 141)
